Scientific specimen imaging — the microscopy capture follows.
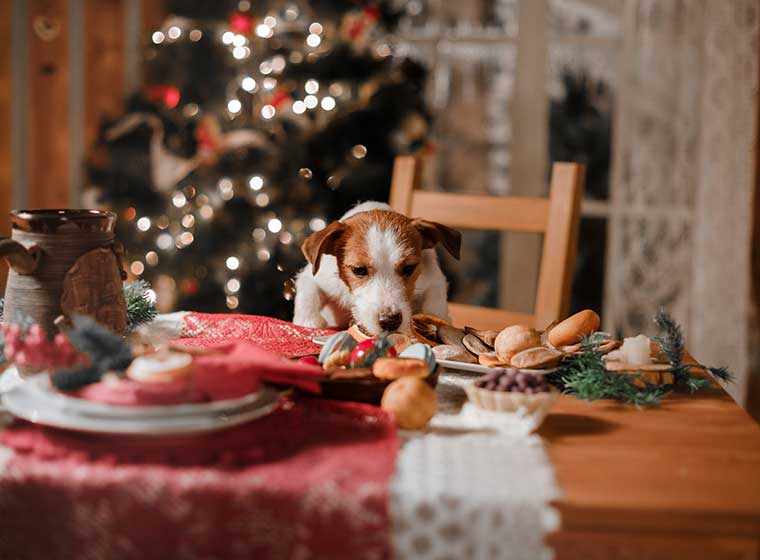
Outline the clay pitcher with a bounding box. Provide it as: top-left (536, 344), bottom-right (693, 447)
top-left (0, 209), bottom-right (127, 334)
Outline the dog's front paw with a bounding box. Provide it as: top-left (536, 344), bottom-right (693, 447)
top-left (293, 315), bottom-right (328, 329)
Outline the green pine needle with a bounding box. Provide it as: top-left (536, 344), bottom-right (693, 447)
top-left (123, 280), bottom-right (158, 332)
top-left (653, 308), bottom-right (684, 366)
top-left (552, 309), bottom-right (734, 408)
top-left (551, 336), bottom-right (669, 407)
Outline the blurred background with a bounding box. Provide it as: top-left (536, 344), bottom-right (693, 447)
top-left (0, 0), bottom-right (757, 414)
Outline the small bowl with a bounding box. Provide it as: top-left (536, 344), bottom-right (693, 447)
top-left (464, 382), bottom-right (559, 428)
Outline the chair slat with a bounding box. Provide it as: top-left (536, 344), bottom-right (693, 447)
top-left (534, 163), bottom-right (585, 327)
top-left (408, 191), bottom-right (550, 233)
top-left (448, 303), bottom-right (536, 331)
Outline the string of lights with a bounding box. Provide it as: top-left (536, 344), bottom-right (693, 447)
top-left (86, 0), bottom-right (430, 318)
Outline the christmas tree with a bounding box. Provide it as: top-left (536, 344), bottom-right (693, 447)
top-left (86, 0), bottom-right (429, 318)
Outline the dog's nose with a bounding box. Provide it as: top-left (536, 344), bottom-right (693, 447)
top-left (379, 313), bottom-right (402, 332)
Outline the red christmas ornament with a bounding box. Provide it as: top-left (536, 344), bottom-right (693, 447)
top-left (364, 6), bottom-right (381, 20)
top-left (145, 84), bottom-right (181, 109)
top-left (195, 118), bottom-right (217, 152)
top-left (348, 6), bottom-right (381, 40)
top-left (180, 277), bottom-right (200, 295)
top-left (264, 88), bottom-right (291, 110)
top-left (349, 338), bottom-right (396, 368)
top-left (230, 12), bottom-right (254, 35)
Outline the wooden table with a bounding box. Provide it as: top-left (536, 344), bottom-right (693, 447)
top-left (540, 389), bottom-right (760, 559)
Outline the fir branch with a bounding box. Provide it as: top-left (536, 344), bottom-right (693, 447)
top-left (123, 280), bottom-right (158, 332)
top-left (50, 365), bottom-right (103, 391)
top-left (686, 364), bottom-right (734, 383)
top-left (551, 336), bottom-right (669, 407)
top-left (66, 315), bottom-right (133, 372)
top-left (653, 308), bottom-right (684, 367)
top-left (653, 308), bottom-right (734, 386)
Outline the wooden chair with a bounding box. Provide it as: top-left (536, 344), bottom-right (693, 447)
top-left (389, 156), bottom-right (585, 331)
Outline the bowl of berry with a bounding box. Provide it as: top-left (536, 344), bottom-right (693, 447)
top-left (464, 369), bottom-right (559, 426)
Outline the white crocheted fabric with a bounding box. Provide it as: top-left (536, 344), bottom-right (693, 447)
top-left (391, 371), bottom-right (560, 560)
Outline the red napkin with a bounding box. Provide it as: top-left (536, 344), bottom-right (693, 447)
top-left (190, 340), bottom-right (324, 400)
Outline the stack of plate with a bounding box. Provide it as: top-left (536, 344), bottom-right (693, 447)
top-left (0, 366), bottom-right (281, 436)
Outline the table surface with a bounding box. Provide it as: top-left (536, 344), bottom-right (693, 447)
top-left (540, 388), bottom-right (760, 560)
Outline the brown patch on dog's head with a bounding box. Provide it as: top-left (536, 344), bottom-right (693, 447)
top-left (301, 220), bottom-right (345, 273)
top-left (411, 218), bottom-right (462, 259)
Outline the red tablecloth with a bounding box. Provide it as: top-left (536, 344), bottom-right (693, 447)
top-left (0, 314), bottom-right (398, 560)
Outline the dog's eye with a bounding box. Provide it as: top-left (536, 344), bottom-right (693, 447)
top-left (351, 266), bottom-right (368, 277)
top-left (401, 264), bottom-right (418, 277)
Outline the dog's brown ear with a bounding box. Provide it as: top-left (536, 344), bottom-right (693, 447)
top-left (301, 221), bottom-right (345, 273)
top-left (411, 219), bottom-right (462, 260)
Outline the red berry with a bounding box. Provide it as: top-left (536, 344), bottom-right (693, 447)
top-left (298, 355), bottom-right (320, 366)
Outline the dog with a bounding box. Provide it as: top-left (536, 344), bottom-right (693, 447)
top-left (293, 202), bottom-right (461, 336)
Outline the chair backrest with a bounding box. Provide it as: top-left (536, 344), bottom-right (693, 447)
top-left (389, 155), bottom-right (585, 330)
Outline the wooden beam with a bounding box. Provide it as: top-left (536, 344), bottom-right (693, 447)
top-left (0, 0), bottom-right (12, 289)
top-left (27, 0), bottom-right (71, 208)
top-left (746, 9), bottom-right (760, 423)
top-left (407, 191), bottom-right (551, 233)
top-left (84, 0), bottom-right (124, 152)
top-left (500, 0), bottom-right (549, 314)
top-left (141, 0), bottom-right (165, 34)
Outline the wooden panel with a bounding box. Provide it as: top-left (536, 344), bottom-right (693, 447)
top-left (542, 388), bottom-right (760, 558)
top-left (448, 303), bottom-right (535, 330)
top-left (27, 0), bottom-right (70, 208)
top-left (534, 163), bottom-right (584, 327)
top-left (84, 0), bottom-right (124, 152)
top-left (748, 16), bottom-right (760, 423)
top-left (0, 0), bottom-right (12, 288)
top-left (408, 191), bottom-right (550, 233)
top-left (141, 0), bottom-right (165, 34)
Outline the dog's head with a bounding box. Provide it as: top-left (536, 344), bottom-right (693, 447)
top-left (302, 210), bottom-right (461, 335)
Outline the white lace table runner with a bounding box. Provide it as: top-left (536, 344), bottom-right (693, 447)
top-left (391, 371), bottom-right (560, 560)
top-left (2, 313), bottom-right (561, 559)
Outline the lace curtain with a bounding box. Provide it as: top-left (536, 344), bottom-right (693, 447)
top-left (605, 0), bottom-right (759, 403)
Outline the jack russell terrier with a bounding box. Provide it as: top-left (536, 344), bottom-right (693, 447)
top-left (293, 202), bottom-right (461, 336)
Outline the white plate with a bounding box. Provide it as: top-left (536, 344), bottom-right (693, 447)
top-left (437, 359), bottom-right (559, 376)
top-left (312, 335), bottom-right (331, 345)
top-left (2, 372), bottom-right (282, 436)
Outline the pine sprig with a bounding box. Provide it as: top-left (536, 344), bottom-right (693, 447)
top-left (553, 310), bottom-right (734, 407)
top-left (66, 315), bottom-right (133, 372)
top-left (51, 315), bottom-right (134, 391)
top-left (653, 308), bottom-right (684, 366)
top-left (550, 336), bottom-right (668, 407)
top-left (124, 280), bottom-right (158, 332)
top-left (653, 308), bottom-right (734, 387)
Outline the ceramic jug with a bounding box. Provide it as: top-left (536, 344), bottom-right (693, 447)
top-left (0, 209), bottom-right (127, 334)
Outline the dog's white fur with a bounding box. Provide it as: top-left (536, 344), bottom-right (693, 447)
top-left (293, 201), bottom-right (450, 334)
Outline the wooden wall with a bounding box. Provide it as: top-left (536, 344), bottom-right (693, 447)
top-left (0, 0), bottom-right (165, 288)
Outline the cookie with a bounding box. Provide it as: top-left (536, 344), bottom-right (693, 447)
top-left (372, 357), bottom-right (429, 380)
top-left (381, 377), bottom-right (437, 430)
top-left (126, 351), bottom-right (193, 383)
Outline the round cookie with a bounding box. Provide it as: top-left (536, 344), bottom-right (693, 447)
top-left (126, 351), bottom-right (193, 383)
top-left (381, 377), bottom-right (437, 430)
top-left (478, 353), bottom-right (509, 368)
top-left (372, 357), bottom-right (429, 380)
